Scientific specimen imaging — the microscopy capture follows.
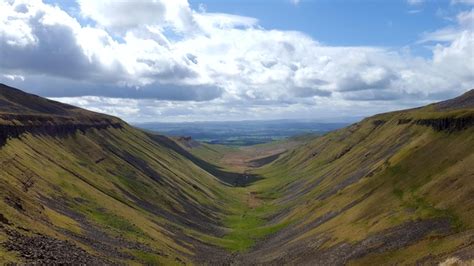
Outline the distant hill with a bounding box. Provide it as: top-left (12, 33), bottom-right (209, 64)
top-left (0, 84), bottom-right (473, 265)
top-left (136, 120), bottom-right (348, 146)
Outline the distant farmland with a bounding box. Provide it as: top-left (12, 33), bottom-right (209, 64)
top-left (135, 120), bottom-right (349, 145)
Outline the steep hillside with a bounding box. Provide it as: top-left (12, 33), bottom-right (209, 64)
top-left (0, 83), bottom-right (473, 265)
top-left (0, 84), bottom-right (241, 264)
top-left (225, 89), bottom-right (474, 264)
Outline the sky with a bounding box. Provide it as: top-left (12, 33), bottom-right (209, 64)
top-left (0, 0), bottom-right (473, 122)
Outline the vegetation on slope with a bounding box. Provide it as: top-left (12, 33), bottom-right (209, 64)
top-left (0, 84), bottom-right (473, 265)
top-left (0, 84), bottom-right (240, 264)
top-left (213, 90), bottom-right (474, 264)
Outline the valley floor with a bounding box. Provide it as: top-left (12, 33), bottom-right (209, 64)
top-left (1, 120), bottom-right (473, 265)
top-left (176, 133), bottom-right (474, 265)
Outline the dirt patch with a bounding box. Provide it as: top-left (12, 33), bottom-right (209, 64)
top-left (247, 192), bottom-right (262, 209)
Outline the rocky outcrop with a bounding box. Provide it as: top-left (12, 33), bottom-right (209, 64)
top-left (0, 115), bottom-right (122, 146)
top-left (2, 228), bottom-right (109, 265)
top-left (0, 84), bottom-right (123, 146)
top-left (397, 118), bottom-right (412, 125)
top-left (372, 120), bottom-right (386, 126)
top-left (414, 116), bottom-right (474, 132)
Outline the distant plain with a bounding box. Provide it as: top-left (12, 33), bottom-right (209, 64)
top-left (135, 120), bottom-right (349, 146)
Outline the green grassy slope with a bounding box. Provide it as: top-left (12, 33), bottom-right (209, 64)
top-left (228, 91), bottom-right (474, 264)
top-left (0, 125), bottom-right (239, 264)
top-left (0, 84), bottom-right (248, 264)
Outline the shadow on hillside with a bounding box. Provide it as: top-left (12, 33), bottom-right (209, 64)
top-left (146, 133), bottom-right (261, 187)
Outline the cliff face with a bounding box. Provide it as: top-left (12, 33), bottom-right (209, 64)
top-left (414, 116), bottom-right (474, 131)
top-left (412, 89), bottom-right (474, 131)
top-left (0, 84), bottom-right (123, 146)
top-left (0, 121), bottom-right (123, 146)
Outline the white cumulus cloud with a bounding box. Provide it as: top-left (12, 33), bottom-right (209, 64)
top-left (0, 0), bottom-right (473, 122)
